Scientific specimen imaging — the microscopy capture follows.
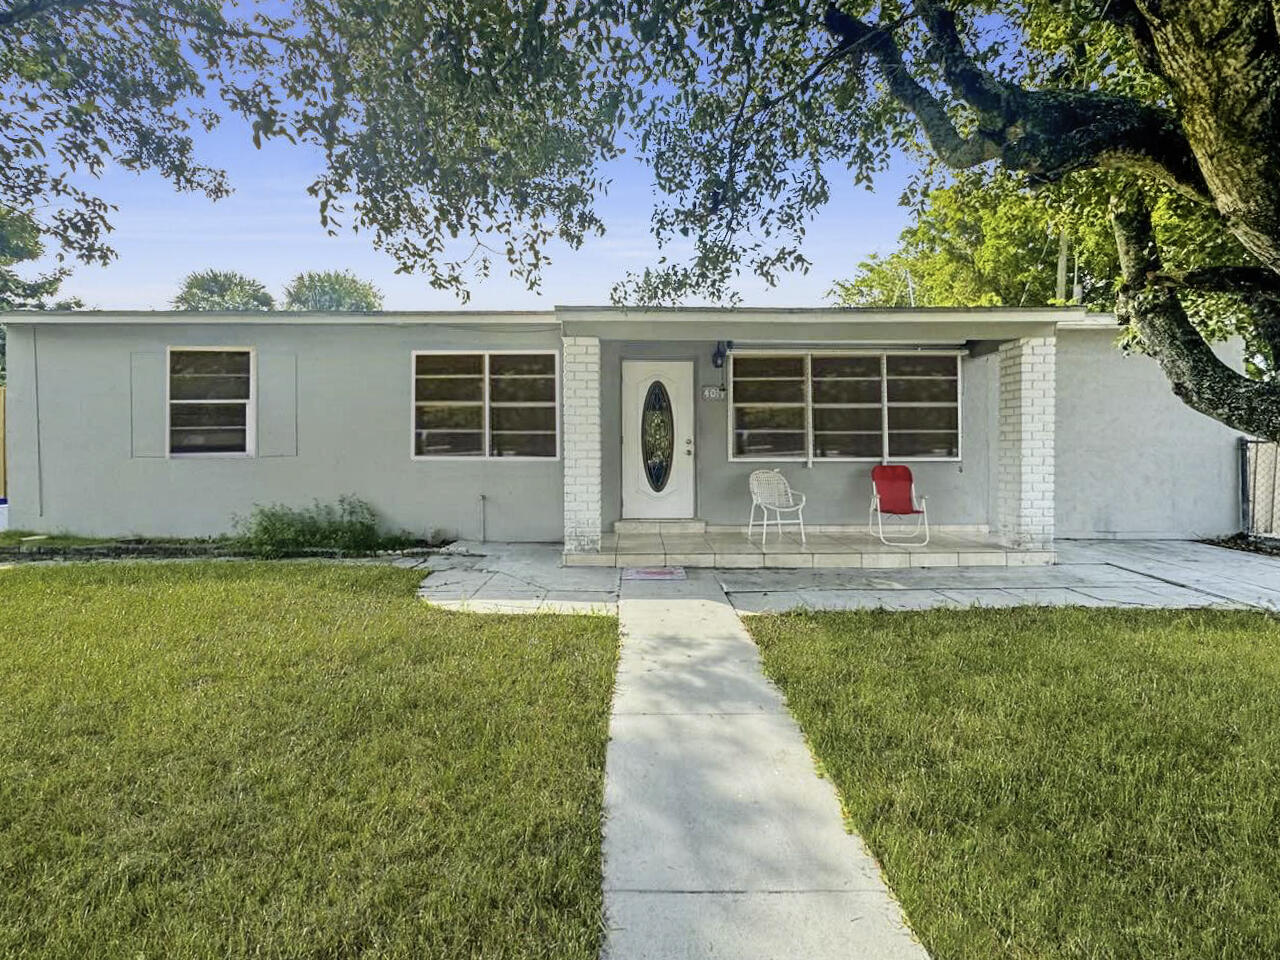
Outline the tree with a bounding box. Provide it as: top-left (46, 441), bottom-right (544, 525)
top-left (283, 271), bottom-right (382, 311)
top-left (832, 172), bottom-right (1120, 311)
top-left (172, 270), bottom-right (274, 311)
top-left (258, 0), bottom-right (1280, 439)
top-left (0, 207), bottom-right (81, 384)
top-left (0, 0), bottom-right (283, 268)
top-left (835, 170), bottom-right (1278, 375)
top-left (11, 2), bottom-right (1280, 438)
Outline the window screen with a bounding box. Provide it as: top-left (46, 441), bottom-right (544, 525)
top-left (730, 352), bottom-right (960, 460)
top-left (169, 350), bottom-right (252, 455)
top-left (414, 352), bottom-right (558, 458)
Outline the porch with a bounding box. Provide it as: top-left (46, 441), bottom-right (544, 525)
top-left (562, 524), bottom-right (1054, 568)
top-left (559, 307), bottom-right (1067, 565)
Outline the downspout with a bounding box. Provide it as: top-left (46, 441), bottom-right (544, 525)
top-left (33, 326), bottom-right (43, 518)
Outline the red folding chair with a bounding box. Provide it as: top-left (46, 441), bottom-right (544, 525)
top-left (869, 465), bottom-right (929, 546)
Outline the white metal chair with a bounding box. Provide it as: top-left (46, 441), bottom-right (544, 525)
top-left (868, 464), bottom-right (930, 546)
top-left (748, 469), bottom-right (807, 545)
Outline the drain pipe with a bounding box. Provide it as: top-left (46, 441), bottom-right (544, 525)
top-left (478, 493), bottom-right (487, 543)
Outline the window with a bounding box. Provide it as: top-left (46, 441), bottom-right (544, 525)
top-left (413, 352), bottom-right (558, 458)
top-left (811, 355), bottom-right (882, 458)
top-left (885, 354), bottom-right (960, 458)
top-left (730, 352), bottom-right (960, 461)
top-left (730, 355), bottom-right (807, 458)
top-left (168, 349), bottom-right (254, 455)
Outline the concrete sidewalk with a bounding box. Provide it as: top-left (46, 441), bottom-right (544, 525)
top-left (603, 572), bottom-right (929, 960)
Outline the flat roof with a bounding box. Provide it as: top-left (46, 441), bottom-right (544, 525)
top-left (0, 305), bottom-right (1092, 325)
top-left (0, 309), bottom-right (559, 325)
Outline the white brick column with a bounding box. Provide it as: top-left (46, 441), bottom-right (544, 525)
top-left (562, 336), bottom-right (602, 552)
top-left (997, 336), bottom-right (1055, 548)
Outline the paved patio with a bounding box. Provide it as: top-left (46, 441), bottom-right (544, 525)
top-left (416, 539), bottom-right (1280, 614)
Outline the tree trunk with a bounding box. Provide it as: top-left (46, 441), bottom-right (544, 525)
top-left (1110, 193), bottom-right (1280, 440)
top-left (1134, 1), bottom-right (1280, 272)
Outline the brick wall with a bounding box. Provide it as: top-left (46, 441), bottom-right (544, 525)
top-left (561, 336), bottom-right (602, 551)
top-left (997, 336), bottom-right (1055, 548)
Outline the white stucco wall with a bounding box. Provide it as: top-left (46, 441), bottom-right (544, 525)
top-left (4, 313), bottom-right (1243, 543)
top-left (5, 320), bottom-right (566, 540)
top-left (1054, 327), bottom-right (1241, 538)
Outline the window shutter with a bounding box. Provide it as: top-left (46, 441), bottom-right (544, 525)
top-left (257, 353), bottom-right (297, 457)
top-left (130, 352), bottom-right (166, 458)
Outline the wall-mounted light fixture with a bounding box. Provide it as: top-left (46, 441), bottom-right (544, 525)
top-left (712, 340), bottom-right (733, 369)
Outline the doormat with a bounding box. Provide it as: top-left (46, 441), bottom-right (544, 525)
top-left (622, 567), bottom-right (688, 581)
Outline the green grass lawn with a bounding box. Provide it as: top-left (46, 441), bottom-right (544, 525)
top-left (749, 608), bottom-right (1280, 960)
top-left (0, 562), bottom-right (617, 959)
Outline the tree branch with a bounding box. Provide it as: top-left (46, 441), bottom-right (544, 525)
top-left (822, 2), bottom-right (1210, 200)
top-left (914, 0), bottom-right (1007, 116)
top-left (1174, 265), bottom-right (1280, 361)
top-left (1095, 0), bottom-right (1164, 74)
top-left (0, 0), bottom-right (94, 29)
top-left (0, 0), bottom-right (288, 43)
top-left (1176, 265), bottom-right (1280, 298)
top-left (1110, 193), bottom-right (1280, 439)
top-left (822, 4), bottom-right (999, 167)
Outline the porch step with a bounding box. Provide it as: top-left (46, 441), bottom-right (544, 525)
top-left (613, 519), bottom-right (707, 534)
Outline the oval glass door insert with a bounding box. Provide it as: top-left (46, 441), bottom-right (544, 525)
top-left (641, 380), bottom-right (675, 492)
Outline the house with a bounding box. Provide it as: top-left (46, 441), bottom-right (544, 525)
top-left (0, 306), bottom-right (1242, 565)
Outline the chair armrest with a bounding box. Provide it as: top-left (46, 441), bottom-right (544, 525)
top-left (792, 492), bottom-right (806, 509)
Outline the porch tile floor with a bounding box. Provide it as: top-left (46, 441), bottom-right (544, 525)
top-left (565, 527), bottom-right (1051, 569)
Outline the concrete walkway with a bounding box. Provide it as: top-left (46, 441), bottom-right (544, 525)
top-left (603, 572), bottom-right (929, 960)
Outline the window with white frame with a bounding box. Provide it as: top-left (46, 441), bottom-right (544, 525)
top-left (730, 352), bottom-right (960, 461)
top-left (413, 352), bottom-right (558, 458)
top-left (168, 349), bottom-right (254, 455)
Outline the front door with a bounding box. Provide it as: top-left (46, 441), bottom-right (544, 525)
top-left (622, 360), bottom-right (695, 519)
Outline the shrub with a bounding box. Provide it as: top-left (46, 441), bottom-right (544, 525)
top-left (232, 496), bottom-right (412, 558)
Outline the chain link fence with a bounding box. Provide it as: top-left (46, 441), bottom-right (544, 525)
top-left (1241, 438), bottom-right (1280, 538)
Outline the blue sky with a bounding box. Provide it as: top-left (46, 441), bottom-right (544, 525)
top-left (52, 111), bottom-right (916, 311)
